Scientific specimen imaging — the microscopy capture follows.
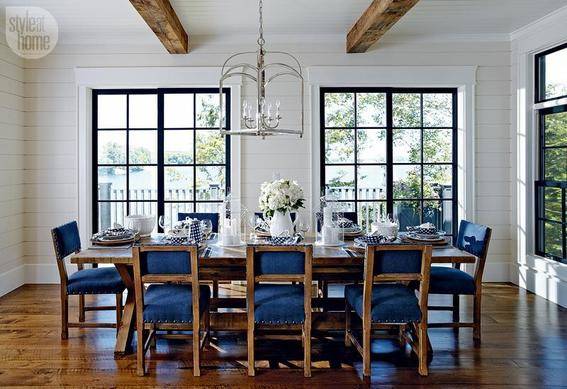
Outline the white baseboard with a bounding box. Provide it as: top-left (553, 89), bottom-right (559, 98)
top-left (517, 256), bottom-right (567, 308)
top-left (0, 264), bottom-right (25, 297)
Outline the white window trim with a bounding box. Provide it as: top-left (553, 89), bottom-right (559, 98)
top-left (308, 66), bottom-right (477, 228)
top-left (74, 67), bottom-right (241, 243)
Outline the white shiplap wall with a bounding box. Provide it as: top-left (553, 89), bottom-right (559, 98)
top-left (0, 34), bottom-right (25, 295)
top-left (21, 37), bottom-right (512, 283)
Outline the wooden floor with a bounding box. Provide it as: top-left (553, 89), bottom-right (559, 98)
top-left (0, 283), bottom-right (565, 388)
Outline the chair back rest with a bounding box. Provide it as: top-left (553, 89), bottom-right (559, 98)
top-left (363, 244), bottom-right (432, 315)
top-left (178, 212), bottom-right (219, 233)
top-left (246, 245), bottom-right (312, 283)
top-left (51, 221), bottom-right (81, 261)
top-left (456, 220), bottom-right (492, 260)
top-left (315, 211), bottom-right (357, 232)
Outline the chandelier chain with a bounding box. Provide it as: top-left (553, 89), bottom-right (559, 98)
top-left (257, 0), bottom-right (265, 48)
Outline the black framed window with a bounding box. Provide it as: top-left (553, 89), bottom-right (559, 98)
top-left (320, 88), bottom-right (458, 237)
top-left (93, 88), bottom-right (230, 233)
top-left (534, 43), bottom-right (567, 262)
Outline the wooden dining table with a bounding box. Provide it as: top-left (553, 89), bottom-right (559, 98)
top-left (70, 235), bottom-right (476, 358)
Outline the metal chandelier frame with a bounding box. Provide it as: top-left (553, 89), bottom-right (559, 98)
top-left (219, 0), bottom-right (304, 138)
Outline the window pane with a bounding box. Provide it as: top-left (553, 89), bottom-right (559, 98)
top-left (129, 130), bottom-right (157, 164)
top-left (325, 166), bottom-right (355, 200)
top-left (357, 93), bottom-right (386, 127)
top-left (98, 131), bottom-right (126, 164)
top-left (98, 166), bottom-right (126, 200)
top-left (129, 94), bottom-right (157, 128)
top-left (541, 48), bottom-right (567, 100)
top-left (165, 166), bottom-right (194, 201)
top-left (544, 148), bottom-right (567, 181)
top-left (164, 130), bottom-right (193, 164)
top-left (423, 200), bottom-right (452, 234)
top-left (324, 93), bottom-right (355, 127)
top-left (545, 111), bottom-right (567, 147)
top-left (544, 221), bottom-right (563, 258)
top-left (424, 129), bottom-right (452, 163)
top-left (129, 202), bottom-right (157, 218)
top-left (359, 201), bottom-right (386, 231)
top-left (129, 166), bottom-right (157, 200)
top-left (423, 93), bottom-right (452, 127)
top-left (196, 202), bottom-right (222, 213)
top-left (393, 129), bottom-right (421, 163)
top-left (164, 202), bottom-right (195, 228)
top-left (325, 129), bottom-right (354, 163)
top-left (357, 166), bottom-right (386, 200)
top-left (196, 166), bottom-right (225, 201)
top-left (98, 95), bottom-right (126, 129)
top-left (98, 202), bottom-right (127, 232)
top-left (393, 165), bottom-right (421, 199)
top-left (423, 165), bottom-right (452, 199)
top-left (544, 187), bottom-right (562, 221)
top-left (393, 93), bottom-right (421, 127)
top-left (164, 94), bottom-right (194, 128)
top-left (196, 94), bottom-right (224, 128)
top-left (357, 129), bottom-right (386, 163)
top-left (394, 201), bottom-right (420, 230)
top-left (196, 130), bottom-right (225, 164)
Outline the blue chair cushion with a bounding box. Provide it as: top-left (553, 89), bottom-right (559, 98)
top-left (51, 221), bottom-right (81, 259)
top-left (254, 284), bottom-right (305, 324)
top-left (143, 284), bottom-right (211, 323)
top-left (345, 284), bottom-right (421, 323)
top-left (67, 267), bottom-right (125, 295)
top-left (429, 266), bottom-right (476, 295)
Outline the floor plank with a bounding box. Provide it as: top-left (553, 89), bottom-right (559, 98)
top-left (0, 283), bottom-right (565, 387)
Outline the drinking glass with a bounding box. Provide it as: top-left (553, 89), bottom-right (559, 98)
top-left (158, 215), bottom-right (167, 233)
top-left (200, 219), bottom-right (213, 239)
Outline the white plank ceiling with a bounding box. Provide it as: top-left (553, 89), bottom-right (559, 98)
top-left (1, 0), bottom-right (566, 44)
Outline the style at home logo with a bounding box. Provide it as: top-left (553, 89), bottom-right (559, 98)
top-left (5, 7), bottom-right (58, 59)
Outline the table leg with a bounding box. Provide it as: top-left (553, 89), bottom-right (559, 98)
top-left (114, 264), bottom-right (135, 357)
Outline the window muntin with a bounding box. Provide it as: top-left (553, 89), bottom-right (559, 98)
top-left (321, 88), bottom-right (458, 235)
top-left (93, 88), bottom-right (230, 233)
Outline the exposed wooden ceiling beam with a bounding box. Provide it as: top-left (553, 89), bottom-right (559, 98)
top-left (129, 0), bottom-right (188, 54)
top-left (347, 0), bottom-right (419, 53)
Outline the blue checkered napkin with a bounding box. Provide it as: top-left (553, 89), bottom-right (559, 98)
top-left (337, 217), bottom-right (355, 228)
top-left (163, 235), bottom-right (191, 245)
top-left (189, 220), bottom-right (203, 243)
top-left (354, 235), bottom-right (385, 246)
top-left (266, 236), bottom-right (301, 246)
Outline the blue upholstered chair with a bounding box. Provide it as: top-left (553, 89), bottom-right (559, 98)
top-left (428, 220), bottom-right (492, 345)
top-left (246, 245), bottom-right (313, 377)
top-left (51, 221), bottom-right (125, 340)
top-left (345, 244), bottom-right (432, 377)
top-left (178, 212), bottom-right (219, 233)
top-left (132, 245), bottom-right (210, 376)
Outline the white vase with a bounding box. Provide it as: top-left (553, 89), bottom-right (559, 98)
top-left (269, 210), bottom-right (294, 237)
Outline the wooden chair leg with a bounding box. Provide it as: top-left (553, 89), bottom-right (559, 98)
top-left (452, 294), bottom-right (460, 331)
top-left (473, 292), bottom-right (482, 346)
top-left (115, 293), bottom-right (123, 333)
top-left (304, 323), bottom-right (311, 378)
top-left (418, 321), bottom-right (428, 376)
top-left (204, 309), bottom-right (211, 348)
top-left (362, 321), bottom-right (371, 377)
top-left (247, 326), bottom-right (255, 376)
top-left (193, 319), bottom-right (201, 377)
top-left (344, 299), bottom-right (352, 347)
top-left (136, 321), bottom-right (145, 376)
top-left (78, 295), bottom-right (85, 322)
top-left (61, 293), bottom-right (69, 340)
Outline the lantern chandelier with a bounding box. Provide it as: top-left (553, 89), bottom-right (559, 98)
top-left (219, 0), bottom-right (304, 138)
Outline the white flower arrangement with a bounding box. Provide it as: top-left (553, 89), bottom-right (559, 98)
top-left (259, 179), bottom-right (305, 218)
